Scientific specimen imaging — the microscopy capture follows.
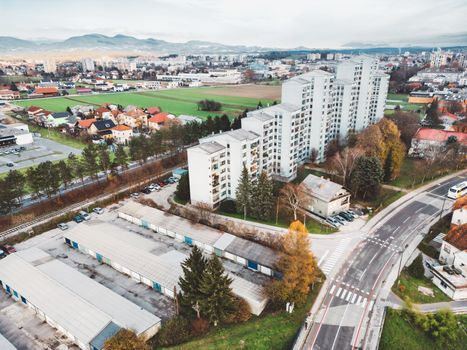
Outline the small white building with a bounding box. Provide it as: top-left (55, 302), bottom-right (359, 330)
top-left (301, 174), bottom-right (351, 218)
top-left (0, 123), bottom-right (33, 146)
top-left (0, 248), bottom-right (161, 350)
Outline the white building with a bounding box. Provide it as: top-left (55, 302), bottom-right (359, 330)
top-left (188, 129), bottom-right (259, 207)
top-left (187, 57), bottom-right (388, 207)
top-left (81, 58), bottom-right (95, 72)
top-left (43, 59), bottom-right (56, 73)
top-left (0, 248), bottom-right (161, 350)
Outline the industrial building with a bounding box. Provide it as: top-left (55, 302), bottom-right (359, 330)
top-left (0, 248), bottom-right (161, 350)
top-left (118, 201), bottom-right (279, 277)
top-left (63, 221), bottom-right (269, 315)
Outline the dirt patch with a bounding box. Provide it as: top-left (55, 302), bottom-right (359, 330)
top-left (204, 84), bottom-right (281, 100)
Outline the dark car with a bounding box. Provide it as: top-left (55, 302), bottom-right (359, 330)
top-left (338, 212), bottom-right (353, 222)
top-left (73, 215), bottom-right (84, 223)
top-left (158, 181), bottom-right (166, 187)
top-left (141, 188), bottom-right (151, 194)
top-left (6, 163), bottom-right (14, 167)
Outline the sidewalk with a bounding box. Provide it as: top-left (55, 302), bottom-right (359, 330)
top-left (386, 291), bottom-right (467, 314)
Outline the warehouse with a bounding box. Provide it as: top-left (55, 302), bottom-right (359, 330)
top-left (0, 248), bottom-right (161, 350)
top-left (63, 221), bottom-right (269, 315)
top-left (0, 334), bottom-right (16, 350)
top-left (118, 201), bottom-right (279, 277)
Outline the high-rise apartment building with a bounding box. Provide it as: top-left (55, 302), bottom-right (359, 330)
top-left (188, 56), bottom-right (388, 207)
top-left (81, 58), bottom-right (95, 72)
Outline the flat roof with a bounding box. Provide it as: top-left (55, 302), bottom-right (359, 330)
top-left (190, 141), bottom-right (225, 155)
top-left (0, 334), bottom-right (16, 350)
top-left (63, 221), bottom-right (268, 310)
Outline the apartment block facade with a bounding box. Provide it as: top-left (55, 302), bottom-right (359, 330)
top-left (188, 56), bottom-right (388, 207)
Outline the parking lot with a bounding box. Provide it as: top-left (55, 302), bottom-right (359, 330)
top-left (0, 137), bottom-right (82, 173)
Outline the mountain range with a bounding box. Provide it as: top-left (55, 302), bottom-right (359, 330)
top-left (0, 33), bottom-right (466, 55)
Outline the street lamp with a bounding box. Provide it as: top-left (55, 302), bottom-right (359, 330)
top-left (397, 243), bottom-right (409, 284)
top-left (439, 196), bottom-right (447, 220)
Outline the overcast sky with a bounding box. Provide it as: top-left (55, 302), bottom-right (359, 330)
top-left (1, 0), bottom-right (466, 48)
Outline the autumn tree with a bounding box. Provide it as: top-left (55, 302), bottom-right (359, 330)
top-left (104, 329), bottom-right (150, 350)
top-left (326, 147), bottom-right (363, 187)
top-left (279, 183), bottom-right (310, 221)
top-left (267, 221), bottom-right (317, 306)
top-left (388, 111), bottom-right (421, 149)
top-left (357, 124), bottom-right (385, 161)
top-left (425, 100), bottom-right (441, 126)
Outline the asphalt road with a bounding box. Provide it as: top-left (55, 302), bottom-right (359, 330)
top-left (302, 174), bottom-right (466, 350)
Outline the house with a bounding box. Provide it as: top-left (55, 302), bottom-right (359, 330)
top-left (26, 105), bottom-right (44, 118)
top-left (452, 196), bottom-right (467, 227)
top-left (117, 109), bottom-right (147, 129)
top-left (148, 112), bottom-right (176, 131)
top-left (409, 128), bottom-right (467, 157)
top-left (0, 89), bottom-right (20, 100)
top-left (146, 106), bottom-right (161, 115)
top-left (33, 87), bottom-right (59, 97)
top-left (71, 105), bottom-right (95, 117)
top-left (440, 112), bottom-right (460, 129)
top-left (75, 118), bottom-right (97, 132)
top-left (177, 114), bottom-right (203, 125)
top-left (431, 224), bottom-right (467, 300)
top-left (89, 120), bottom-right (116, 140)
top-left (0, 248), bottom-right (161, 350)
top-left (95, 107), bottom-right (112, 119)
top-left (300, 174), bottom-right (351, 218)
top-left (46, 112), bottom-right (72, 128)
top-left (111, 124), bottom-right (133, 144)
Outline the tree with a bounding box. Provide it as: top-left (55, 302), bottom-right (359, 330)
top-left (57, 160), bottom-right (73, 189)
top-left (69, 153), bottom-right (86, 187)
top-left (199, 255), bottom-right (236, 326)
top-left (407, 254), bottom-right (425, 279)
top-left (350, 156), bottom-right (383, 200)
top-left (235, 166), bottom-right (252, 219)
top-left (377, 118), bottom-right (406, 179)
top-left (425, 100), bottom-right (441, 126)
top-left (104, 329), bottom-right (150, 350)
top-left (388, 111), bottom-right (421, 149)
top-left (267, 221), bottom-right (317, 306)
top-left (219, 114), bottom-right (231, 132)
top-left (279, 183), bottom-right (310, 221)
top-left (446, 101), bottom-right (463, 114)
top-left (114, 144), bottom-right (129, 172)
top-left (98, 145), bottom-right (111, 178)
top-left (309, 148), bottom-right (318, 163)
top-left (178, 246), bottom-right (207, 319)
top-left (251, 171), bottom-right (274, 221)
top-left (175, 172), bottom-right (190, 201)
top-left (383, 147), bottom-right (394, 182)
top-left (197, 99), bottom-right (222, 112)
top-left (0, 170), bottom-right (25, 215)
top-left (357, 124), bottom-right (385, 161)
top-left (326, 147), bottom-right (363, 187)
top-left (82, 144), bottom-right (99, 179)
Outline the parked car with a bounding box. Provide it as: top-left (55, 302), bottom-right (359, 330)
top-left (332, 215), bottom-right (347, 225)
top-left (345, 210), bottom-right (358, 219)
top-left (130, 192), bottom-right (140, 198)
top-left (150, 183), bottom-right (161, 191)
top-left (57, 223), bottom-right (69, 230)
top-left (326, 217), bottom-right (342, 227)
top-left (79, 210), bottom-right (91, 221)
top-left (338, 212), bottom-right (353, 222)
top-left (0, 249), bottom-right (5, 259)
top-left (73, 215), bottom-right (84, 223)
top-left (4, 245), bottom-right (16, 254)
top-left (141, 188), bottom-right (151, 194)
top-left (19, 146), bottom-right (26, 151)
top-left (6, 162), bottom-right (14, 167)
top-left (93, 207), bottom-right (104, 215)
top-left (158, 182), bottom-right (165, 187)
top-left (147, 185), bottom-right (156, 192)
top-left (349, 208), bottom-right (364, 216)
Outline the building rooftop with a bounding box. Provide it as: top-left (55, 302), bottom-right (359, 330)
top-left (190, 141), bottom-right (225, 155)
top-left (0, 333), bottom-right (16, 350)
top-left (301, 174), bottom-right (349, 202)
top-left (413, 128), bottom-right (467, 145)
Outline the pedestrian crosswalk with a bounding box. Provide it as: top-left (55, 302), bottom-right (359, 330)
top-left (320, 238), bottom-right (351, 276)
top-left (328, 283), bottom-right (369, 308)
top-left (365, 236), bottom-right (398, 252)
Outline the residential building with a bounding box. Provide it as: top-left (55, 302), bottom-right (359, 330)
top-left (188, 129), bottom-right (259, 207)
top-left (0, 123), bottom-right (33, 146)
top-left (88, 120), bottom-right (116, 140)
top-left (408, 128), bottom-right (467, 157)
top-left (0, 248), bottom-right (161, 350)
top-left (33, 87), bottom-right (59, 97)
top-left (177, 114), bottom-right (203, 125)
top-left (111, 124), bottom-right (133, 144)
top-left (300, 174), bottom-right (351, 217)
top-left (452, 204), bottom-right (467, 227)
top-left (117, 109), bottom-right (147, 129)
top-left (81, 58), bottom-right (95, 72)
top-left (0, 89), bottom-right (20, 100)
top-left (148, 112), bottom-right (176, 131)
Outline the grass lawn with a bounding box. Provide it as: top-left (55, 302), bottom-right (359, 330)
top-left (379, 309), bottom-right (467, 350)
top-left (14, 87), bottom-right (275, 120)
top-left (218, 210), bottom-right (337, 234)
top-left (28, 124), bottom-right (87, 150)
top-left (385, 93), bottom-right (425, 117)
top-left (162, 282), bottom-right (323, 350)
top-left (392, 269), bottom-right (451, 304)
top-left (354, 187), bottom-right (404, 215)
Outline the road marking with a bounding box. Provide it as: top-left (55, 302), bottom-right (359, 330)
top-left (415, 207), bottom-right (424, 213)
top-left (341, 290), bottom-right (347, 300)
top-left (368, 252), bottom-right (378, 266)
top-left (356, 295), bottom-right (362, 305)
top-left (403, 217), bottom-right (410, 223)
top-left (351, 294), bottom-right (357, 304)
top-left (330, 285), bottom-right (336, 295)
top-left (320, 238), bottom-right (351, 276)
top-left (346, 292), bottom-right (353, 301)
top-left (318, 250), bottom-right (329, 266)
top-left (360, 298), bottom-right (367, 308)
top-left (336, 287), bottom-right (342, 297)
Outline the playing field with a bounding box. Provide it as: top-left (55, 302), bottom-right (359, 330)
top-left (14, 85), bottom-right (281, 120)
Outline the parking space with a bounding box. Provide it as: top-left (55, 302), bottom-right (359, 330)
top-left (0, 137), bottom-right (82, 173)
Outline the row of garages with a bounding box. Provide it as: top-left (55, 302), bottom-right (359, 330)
top-left (63, 220), bottom-right (269, 315)
top-left (118, 201), bottom-right (280, 278)
top-left (0, 248), bottom-right (161, 350)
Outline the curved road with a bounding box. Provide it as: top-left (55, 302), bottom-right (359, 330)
top-left (301, 173), bottom-right (466, 350)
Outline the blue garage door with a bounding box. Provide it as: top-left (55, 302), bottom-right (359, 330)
top-left (72, 241), bottom-right (79, 249)
top-left (5, 285), bottom-right (11, 294)
top-left (247, 260), bottom-right (258, 271)
top-left (184, 236), bottom-right (193, 246)
top-left (65, 238), bottom-right (71, 245)
top-left (153, 282), bottom-right (162, 292)
top-left (96, 253), bottom-right (103, 263)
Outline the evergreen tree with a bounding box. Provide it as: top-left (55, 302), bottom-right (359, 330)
top-left (175, 173), bottom-right (190, 201)
top-left (407, 254), bottom-right (425, 279)
top-left (351, 156), bottom-right (383, 200)
top-left (98, 145), bottom-right (111, 178)
top-left (235, 165), bottom-right (251, 219)
top-left (82, 144), bottom-right (99, 179)
top-left (251, 171), bottom-right (274, 220)
top-left (0, 170), bottom-right (25, 214)
top-left (199, 255), bottom-right (235, 326)
top-left (219, 114), bottom-right (231, 132)
top-left (178, 246), bottom-right (207, 318)
top-left (383, 147), bottom-right (394, 182)
top-left (114, 144), bottom-right (129, 172)
top-left (257, 101), bottom-right (263, 109)
top-left (425, 100), bottom-right (441, 126)
top-left (57, 160), bottom-right (73, 189)
top-left (205, 116), bottom-right (216, 134)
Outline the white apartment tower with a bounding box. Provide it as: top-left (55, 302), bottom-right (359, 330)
top-left (187, 56), bottom-right (388, 207)
top-left (82, 58), bottom-right (95, 72)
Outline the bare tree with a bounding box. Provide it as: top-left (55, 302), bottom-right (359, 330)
top-left (280, 183), bottom-right (311, 221)
top-left (326, 147), bottom-right (363, 187)
top-left (192, 201), bottom-right (214, 224)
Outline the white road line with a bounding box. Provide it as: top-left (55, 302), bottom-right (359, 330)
top-left (368, 252), bottom-right (378, 266)
top-left (318, 250), bottom-right (329, 266)
top-left (403, 217), bottom-right (410, 223)
top-left (351, 294), bottom-right (357, 304)
top-left (360, 298), bottom-right (367, 308)
top-left (357, 295), bottom-right (362, 305)
top-left (336, 287), bottom-right (342, 297)
top-left (346, 292), bottom-right (352, 302)
top-left (330, 285), bottom-right (336, 295)
top-left (341, 290), bottom-right (347, 300)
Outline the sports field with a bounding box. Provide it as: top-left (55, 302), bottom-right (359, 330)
top-left (14, 85), bottom-right (281, 120)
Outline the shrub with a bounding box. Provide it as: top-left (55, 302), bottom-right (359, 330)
top-left (155, 317), bottom-right (191, 347)
top-left (398, 284), bottom-right (406, 293)
top-left (225, 297), bottom-right (251, 324)
top-left (191, 318), bottom-right (210, 336)
top-left (219, 199), bottom-right (237, 214)
top-left (407, 254), bottom-right (425, 279)
top-left (197, 99), bottom-right (222, 112)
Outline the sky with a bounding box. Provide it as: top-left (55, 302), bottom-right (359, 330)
top-left (1, 0), bottom-right (466, 48)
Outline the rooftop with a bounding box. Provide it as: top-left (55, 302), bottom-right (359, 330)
top-left (301, 174), bottom-right (349, 202)
top-left (190, 141), bottom-right (225, 155)
top-left (414, 128), bottom-right (467, 145)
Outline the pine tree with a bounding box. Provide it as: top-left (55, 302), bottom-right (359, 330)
top-left (175, 173), bottom-right (190, 201)
top-left (251, 171), bottom-right (274, 220)
top-left (57, 160), bottom-right (73, 189)
top-left (199, 255), bottom-right (235, 326)
top-left (383, 147), bottom-right (394, 182)
top-left (178, 246), bottom-right (207, 318)
top-left (205, 116), bottom-right (216, 134)
top-left (82, 144), bottom-right (99, 179)
top-left (425, 100), bottom-right (441, 126)
top-left (114, 144), bottom-right (129, 172)
top-left (235, 165), bottom-right (251, 219)
top-left (351, 156), bottom-right (383, 200)
top-left (219, 114), bottom-right (231, 131)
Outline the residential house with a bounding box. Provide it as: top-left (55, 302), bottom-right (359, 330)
top-left (177, 115), bottom-right (203, 125)
top-left (0, 89), bottom-right (20, 100)
top-left (148, 112), bottom-right (176, 131)
top-left (408, 128), bottom-right (467, 157)
top-left (41, 112), bottom-right (72, 128)
top-left (300, 174), bottom-right (351, 218)
top-left (95, 107), bottom-right (112, 119)
top-left (440, 112), bottom-right (460, 129)
top-left (111, 124), bottom-right (133, 144)
top-left (26, 105), bottom-right (44, 118)
top-left (33, 87), bottom-right (59, 97)
top-left (75, 118), bottom-right (97, 133)
top-left (117, 109), bottom-right (148, 129)
top-left (89, 120), bottom-right (116, 140)
top-left (146, 106), bottom-right (161, 115)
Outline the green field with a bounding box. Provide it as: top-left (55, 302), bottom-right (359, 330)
top-left (385, 93), bottom-right (425, 116)
top-left (380, 309), bottom-right (467, 350)
top-left (14, 87), bottom-right (275, 120)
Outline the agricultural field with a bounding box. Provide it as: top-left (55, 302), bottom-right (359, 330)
top-left (385, 93), bottom-right (425, 117)
top-left (14, 85), bottom-right (281, 120)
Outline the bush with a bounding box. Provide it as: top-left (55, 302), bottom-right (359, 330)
top-left (225, 297), bottom-right (252, 324)
top-left (190, 318), bottom-right (210, 336)
top-left (197, 99), bottom-right (222, 112)
top-left (219, 199), bottom-right (237, 214)
top-left (155, 317), bottom-right (191, 347)
top-left (407, 254), bottom-right (425, 279)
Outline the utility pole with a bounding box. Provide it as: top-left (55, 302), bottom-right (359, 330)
top-left (439, 197), bottom-right (447, 220)
top-left (397, 244), bottom-right (409, 284)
